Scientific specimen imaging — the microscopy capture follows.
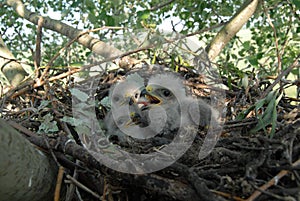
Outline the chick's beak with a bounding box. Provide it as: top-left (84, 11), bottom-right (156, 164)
top-left (140, 88), bottom-right (147, 97)
top-left (125, 112), bottom-right (141, 127)
top-left (139, 88), bottom-right (161, 105)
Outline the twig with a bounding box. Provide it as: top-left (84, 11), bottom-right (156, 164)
top-left (34, 16), bottom-right (43, 77)
top-left (7, 120), bottom-right (36, 137)
top-left (65, 160), bottom-right (80, 201)
top-left (170, 162), bottom-right (225, 201)
top-left (210, 190), bottom-right (246, 201)
top-left (66, 174), bottom-right (102, 200)
top-left (32, 67), bottom-right (80, 89)
top-left (185, 22), bottom-right (227, 38)
top-left (249, 185), bottom-right (296, 200)
top-left (149, 0), bottom-right (174, 11)
top-left (260, 54), bottom-right (300, 99)
top-left (54, 166), bottom-right (65, 201)
top-left (0, 55), bottom-right (33, 66)
top-left (39, 26), bottom-right (123, 82)
top-left (15, 30), bottom-right (34, 57)
top-left (263, 1), bottom-right (282, 73)
top-left (246, 158), bottom-right (300, 201)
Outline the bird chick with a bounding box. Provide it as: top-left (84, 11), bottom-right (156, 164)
top-left (104, 72), bottom-right (220, 144)
top-left (104, 73), bottom-right (146, 141)
top-left (139, 72), bottom-right (219, 135)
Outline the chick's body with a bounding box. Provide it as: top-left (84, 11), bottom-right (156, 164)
top-left (141, 73), bottom-right (218, 134)
top-left (104, 72), bottom-right (219, 144)
top-left (104, 73), bottom-right (146, 142)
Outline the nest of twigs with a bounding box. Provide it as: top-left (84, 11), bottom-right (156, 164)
top-left (1, 63), bottom-right (299, 201)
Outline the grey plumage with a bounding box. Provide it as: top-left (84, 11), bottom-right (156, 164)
top-left (141, 73), bottom-right (218, 135)
top-left (104, 73), bottom-right (145, 142)
top-left (104, 72), bottom-right (219, 143)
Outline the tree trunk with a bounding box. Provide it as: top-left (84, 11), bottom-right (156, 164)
top-left (0, 119), bottom-right (57, 201)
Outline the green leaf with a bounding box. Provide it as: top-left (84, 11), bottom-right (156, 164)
top-left (38, 100), bottom-right (50, 111)
top-left (88, 13), bottom-right (98, 24)
top-left (137, 10), bottom-right (150, 20)
top-left (242, 41), bottom-right (251, 50)
top-left (227, 75), bottom-right (232, 90)
top-left (70, 88), bottom-right (89, 102)
top-left (235, 105), bottom-right (255, 120)
top-left (250, 105), bottom-right (273, 134)
top-left (265, 91), bottom-right (276, 103)
top-left (85, 0), bottom-right (96, 10)
top-left (241, 74), bottom-right (249, 89)
top-left (256, 52), bottom-right (263, 59)
top-left (255, 98), bottom-right (266, 111)
top-left (38, 114), bottom-right (59, 134)
top-left (70, 62), bottom-right (84, 67)
top-left (105, 15), bottom-right (115, 26)
top-left (291, 68), bottom-right (299, 75)
top-left (250, 91), bottom-right (282, 136)
top-left (179, 11), bottom-right (190, 19)
top-left (100, 96), bottom-right (111, 110)
top-left (291, 0), bottom-right (300, 9)
top-left (248, 56), bottom-right (259, 66)
top-left (270, 92), bottom-right (283, 137)
top-left (61, 116), bottom-right (86, 127)
top-left (61, 116), bottom-right (75, 125)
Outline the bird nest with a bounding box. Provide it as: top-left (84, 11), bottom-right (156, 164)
top-left (1, 63), bottom-right (299, 201)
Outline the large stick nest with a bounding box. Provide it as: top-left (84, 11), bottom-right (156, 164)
top-left (1, 62), bottom-right (299, 201)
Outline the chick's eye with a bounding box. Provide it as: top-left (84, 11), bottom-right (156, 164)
top-left (113, 95), bottom-right (120, 102)
top-left (162, 89), bottom-right (171, 97)
top-left (134, 92), bottom-right (139, 99)
top-left (128, 97), bottom-right (135, 105)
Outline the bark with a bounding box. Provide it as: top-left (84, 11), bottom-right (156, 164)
top-left (0, 35), bottom-right (27, 86)
top-left (206, 0), bottom-right (260, 61)
top-left (0, 118), bottom-right (57, 201)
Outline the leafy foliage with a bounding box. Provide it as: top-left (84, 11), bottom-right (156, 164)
top-left (1, 0), bottom-right (298, 76)
top-left (217, 1), bottom-right (300, 78)
top-left (236, 90), bottom-right (283, 137)
top-left (1, 0), bottom-right (299, 135)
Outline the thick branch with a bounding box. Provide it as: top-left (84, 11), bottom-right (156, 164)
top-left (26, 135), bottom-right (206, 201)
top-left (0, 118), bottom-right (57, 201)
top-left (0, 35), bottom-right (27, 86)
top-left (4, 0), bottom-right (122, 58)
top-left (207, 0), bottom-right (259, 61)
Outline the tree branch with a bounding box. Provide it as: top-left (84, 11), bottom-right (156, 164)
top-left (0, 34), bottom-right (28, 86)
top-left (206, 0), bottom-right (260, 61)
top-left (0, 118), bottom-right (57, 201)
top-left (149, 0), bottom-right (175, 11)
top-left (4, 0), bottom-right (122, 59)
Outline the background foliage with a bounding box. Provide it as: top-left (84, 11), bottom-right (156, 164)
top-left (0, 1), bottom-right (299, 200)
top-left (0, 0), bottom-right (299, 88)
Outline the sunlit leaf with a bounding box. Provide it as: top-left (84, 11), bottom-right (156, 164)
top-left (137, 10), bottom-right (150, 20)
